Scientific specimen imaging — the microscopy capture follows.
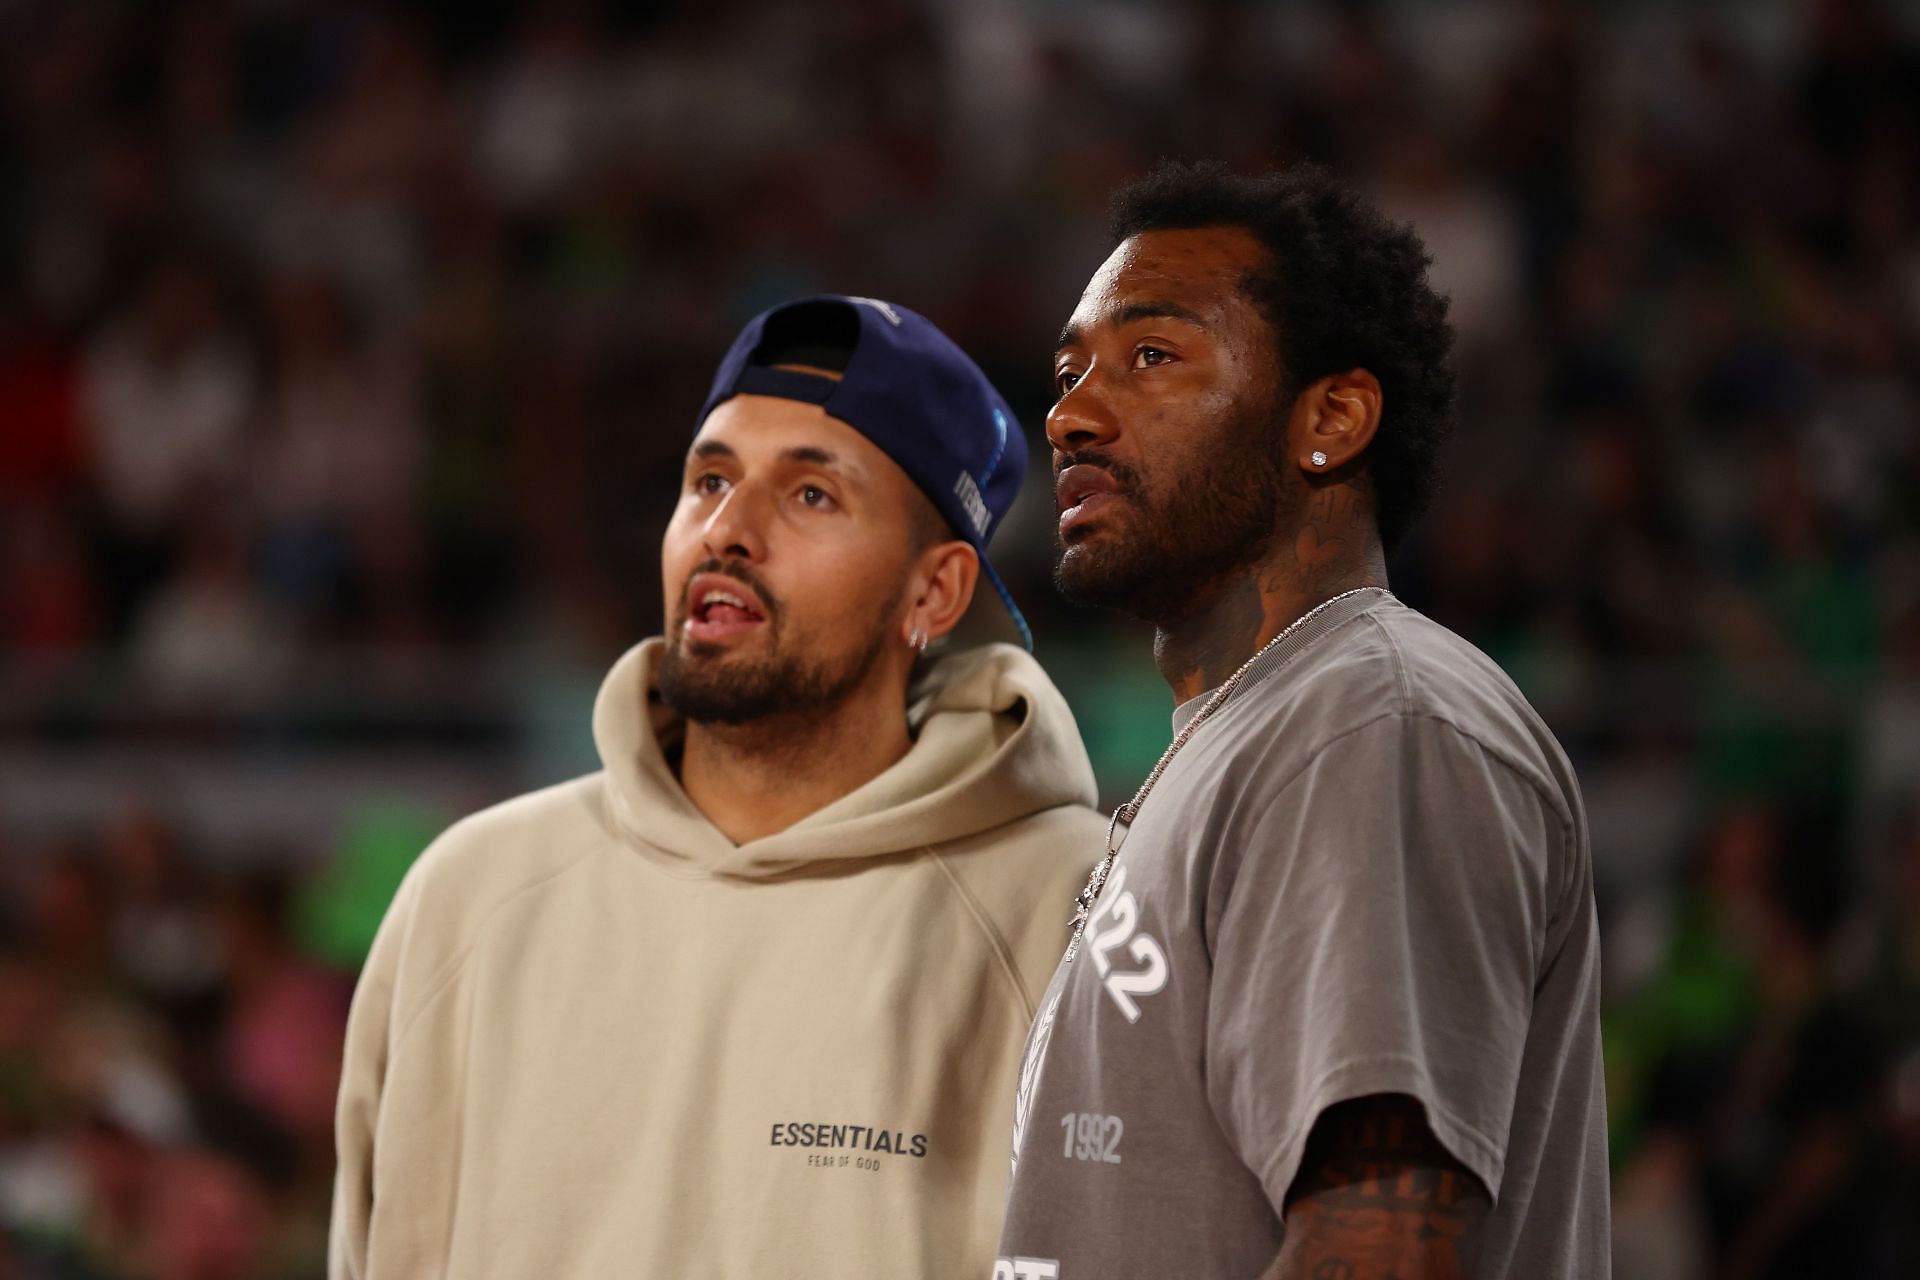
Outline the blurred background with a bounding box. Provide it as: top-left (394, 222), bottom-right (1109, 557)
top-left (2, 0), bottom-right (1918, 1275)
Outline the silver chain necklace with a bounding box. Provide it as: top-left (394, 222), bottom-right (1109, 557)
top-left (1064, 586), bottom-right (1390, 961)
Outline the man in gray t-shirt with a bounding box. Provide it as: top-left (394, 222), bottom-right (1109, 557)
top-left (998, 163), bottom-right (1608, 1278)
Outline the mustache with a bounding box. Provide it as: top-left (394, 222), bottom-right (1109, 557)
top-left (675, 557), bottom-right (783, 624)
top-left (1053, 449), bottom-right (1145, 493)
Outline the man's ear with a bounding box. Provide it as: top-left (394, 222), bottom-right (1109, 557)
top-left (1290, 369), bottom-right (1382, 475)
top-left (900, 541), bottom-right (980, 646)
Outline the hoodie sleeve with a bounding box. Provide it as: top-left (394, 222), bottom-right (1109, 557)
top-left (938, 804), bottom-right (1105, 1011)
top-left (328, 870), bottom-right (419, 1280)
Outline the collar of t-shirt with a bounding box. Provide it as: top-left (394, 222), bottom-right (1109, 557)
top-left (1165, 588), bottom-right (1394, 736)
top-left (1171, 689), bottom-right (1212, 733)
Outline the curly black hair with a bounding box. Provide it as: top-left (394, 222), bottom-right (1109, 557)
top-left (1110, 160), bottom-right (1456, 552)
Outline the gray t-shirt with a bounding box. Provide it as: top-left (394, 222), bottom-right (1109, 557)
top-left (995, 591), bottom-right (1609, 1279)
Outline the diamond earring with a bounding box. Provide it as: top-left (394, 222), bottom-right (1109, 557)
top-left (908, 627), bottom-right (927, 653)
top-left (1310, 451), bottom-right (1328, 468)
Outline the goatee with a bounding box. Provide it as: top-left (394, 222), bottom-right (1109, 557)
top-left (657, 559), bottom-right (902, 725)
top-left (657, 632), bottom-right (889, 725)
top-left (1053, 408), bottom-right (1294, 625)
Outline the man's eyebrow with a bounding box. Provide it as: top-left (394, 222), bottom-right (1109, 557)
top-left (689, 438), bottom-right (855, 476)
top-left (1116, 301), bottom-right (1209, 329)
top-left (781, 445), bottom-right (840, 468)
top-left (1056, 301), bottom-right (1210, 351)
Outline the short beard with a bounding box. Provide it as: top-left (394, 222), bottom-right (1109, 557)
top-left (1054, 405), bottom-right (1295, 625)
top-left (657, 563), bottom-right (902, 727)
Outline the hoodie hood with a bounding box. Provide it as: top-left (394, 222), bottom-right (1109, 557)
top-left (592, 638), bottom-right (1097, 879)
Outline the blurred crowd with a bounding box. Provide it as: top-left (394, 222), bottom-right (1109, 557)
top-left (1, 812), bottom-right (348, 1278)
top-left (4, 0), bottom-right (1920, 1275)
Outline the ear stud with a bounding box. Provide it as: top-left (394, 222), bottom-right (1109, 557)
top-left (1310, 451), bottom-right (1328, 468)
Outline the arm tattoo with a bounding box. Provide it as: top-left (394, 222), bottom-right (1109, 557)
top-left (1267, 1094), bottom-right (1491, 1280)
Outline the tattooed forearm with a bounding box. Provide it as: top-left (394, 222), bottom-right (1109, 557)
top-left (1265, 1094), bottom-right (1490, 1280)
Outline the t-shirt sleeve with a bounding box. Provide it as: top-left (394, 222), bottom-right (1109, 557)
top-left (1202, 712), bottom-right (1563, 1216)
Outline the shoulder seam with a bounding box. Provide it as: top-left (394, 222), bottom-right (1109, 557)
top-left (1362, 612), bottom-right (1416, 715)
top-left (387, 838), bottom-right (606, 1055)
top-left (928, 846), bottom-right (1040, 1022)
top-left (1261, 709), bottom-right (1574, 837)
top-left (1413, 711), bottom-right (1575, 834)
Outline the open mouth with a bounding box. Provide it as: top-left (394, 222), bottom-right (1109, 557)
top-left (1055, 463), bottom-right (1123, 534)
top-left (685, 573), bottom-right (769, 641)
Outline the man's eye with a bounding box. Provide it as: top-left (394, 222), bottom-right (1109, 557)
top-left (1056, 368), bottom-right (1082, 394)
top-left (694, 473), bottom-right (728, 495)
top-left (1133, 346), bottom-right (1172, 369)
top-left (799, 484), bottom-right (836, 509)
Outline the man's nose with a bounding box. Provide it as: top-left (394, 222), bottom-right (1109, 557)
top-left (1045, 371), bottom-right (1121, 453)
top-left (701, 486), bottom-right (767, 563)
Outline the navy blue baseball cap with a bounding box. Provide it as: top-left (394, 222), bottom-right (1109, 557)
top-left (697, 295), bottom-right (1032, 650)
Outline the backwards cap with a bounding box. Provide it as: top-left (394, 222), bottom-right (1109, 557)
top-left (697, 295), bottom-right (1032, 649)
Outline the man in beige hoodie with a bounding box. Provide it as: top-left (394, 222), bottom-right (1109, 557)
top-left (330, 296), bottom-right (1103, 1278)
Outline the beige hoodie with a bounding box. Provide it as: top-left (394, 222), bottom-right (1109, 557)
top-left (330, 639), bottom-right (1103, 1279)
